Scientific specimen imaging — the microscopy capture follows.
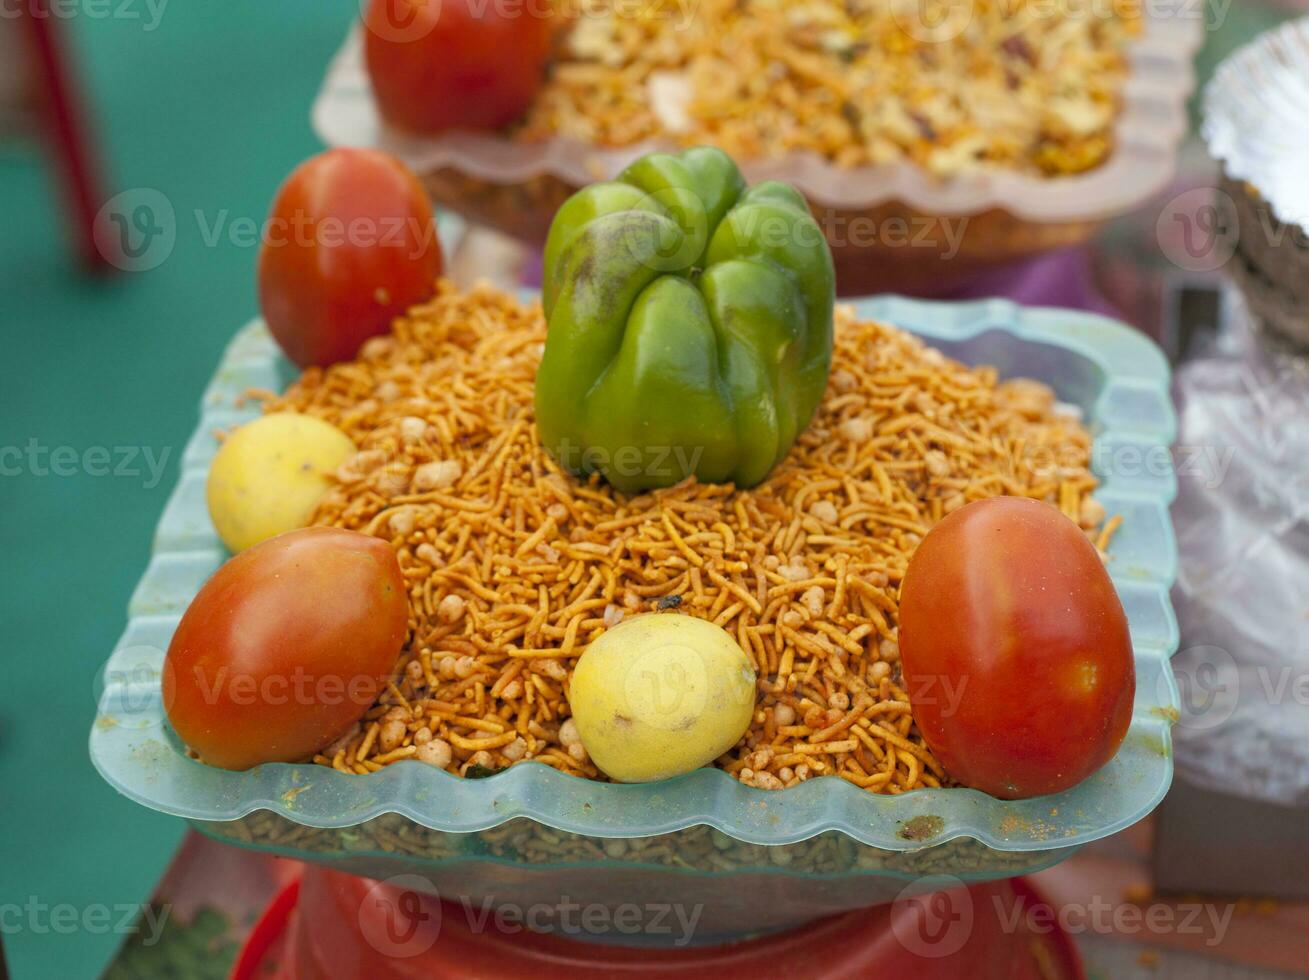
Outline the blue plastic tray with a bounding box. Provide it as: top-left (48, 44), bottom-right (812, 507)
top-left (90, 295), bottom-right (1178, 864)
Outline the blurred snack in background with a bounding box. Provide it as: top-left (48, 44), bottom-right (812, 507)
top-left (315, 1), bottom-right (1202, 295)
top-left (519, 0), bottom-right (1138, 177)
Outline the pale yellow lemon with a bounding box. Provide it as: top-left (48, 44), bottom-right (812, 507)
top-left (206, 413), bottom-right (355, 552)
top-left (569, 614), bottom-right (757, 782)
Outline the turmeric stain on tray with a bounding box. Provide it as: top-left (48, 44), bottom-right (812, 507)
top-left (898, 815), bottom-right (944, 842)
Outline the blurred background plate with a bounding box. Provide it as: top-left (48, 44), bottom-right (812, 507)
top-left (1204, 16), bottom-right (1309, 345)
top-left (313, 9), bottom-right (1202, 297)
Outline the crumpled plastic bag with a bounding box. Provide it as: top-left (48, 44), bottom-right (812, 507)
top-left (1170, 300), bottom-right (1309, 806)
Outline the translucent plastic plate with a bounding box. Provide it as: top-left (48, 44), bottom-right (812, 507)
top-left (90, 296), bottom-right (1178, 927)
top-left (315, 16), bottom-right (1200, 221)
top-left (312, 13), bottom-right (1201, 295)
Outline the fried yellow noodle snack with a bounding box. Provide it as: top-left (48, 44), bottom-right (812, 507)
top-left (261, 281), bottom-right (1108, 793)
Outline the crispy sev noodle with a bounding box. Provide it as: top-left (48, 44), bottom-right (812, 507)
top-left (261, 281), bottom-right (1110, 794)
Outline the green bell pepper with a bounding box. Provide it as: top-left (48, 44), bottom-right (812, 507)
top-left (535, 146), bottom-right (835, 494)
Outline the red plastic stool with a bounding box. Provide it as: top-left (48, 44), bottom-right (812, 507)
top-left (233, 865), bottom-right (1084, 980)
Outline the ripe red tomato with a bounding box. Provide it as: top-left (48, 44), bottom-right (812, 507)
top-left (362, 0), bottom-right (555, 133)
top-left (162, 527), bottom-right (409, 770)
top-left (257, 148), bottom-right (442, 367)
top-left (898, 496), bottom-right (1134, 799)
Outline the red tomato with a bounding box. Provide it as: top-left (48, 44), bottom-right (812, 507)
top-left (257, 148), bottom-right (442, 367)
top-left (362, 0), bottom-right (554, 133)
top-left (898, 496), bottom-right (1134, 799)
top-left (162, 527), bottom-right (409, 770)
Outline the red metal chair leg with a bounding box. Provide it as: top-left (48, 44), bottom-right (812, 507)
top-left (21, 3), bottom-right (115, 272)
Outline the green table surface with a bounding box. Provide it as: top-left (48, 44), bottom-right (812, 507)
top-left (0, 2), bottom-right (1294, 978)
